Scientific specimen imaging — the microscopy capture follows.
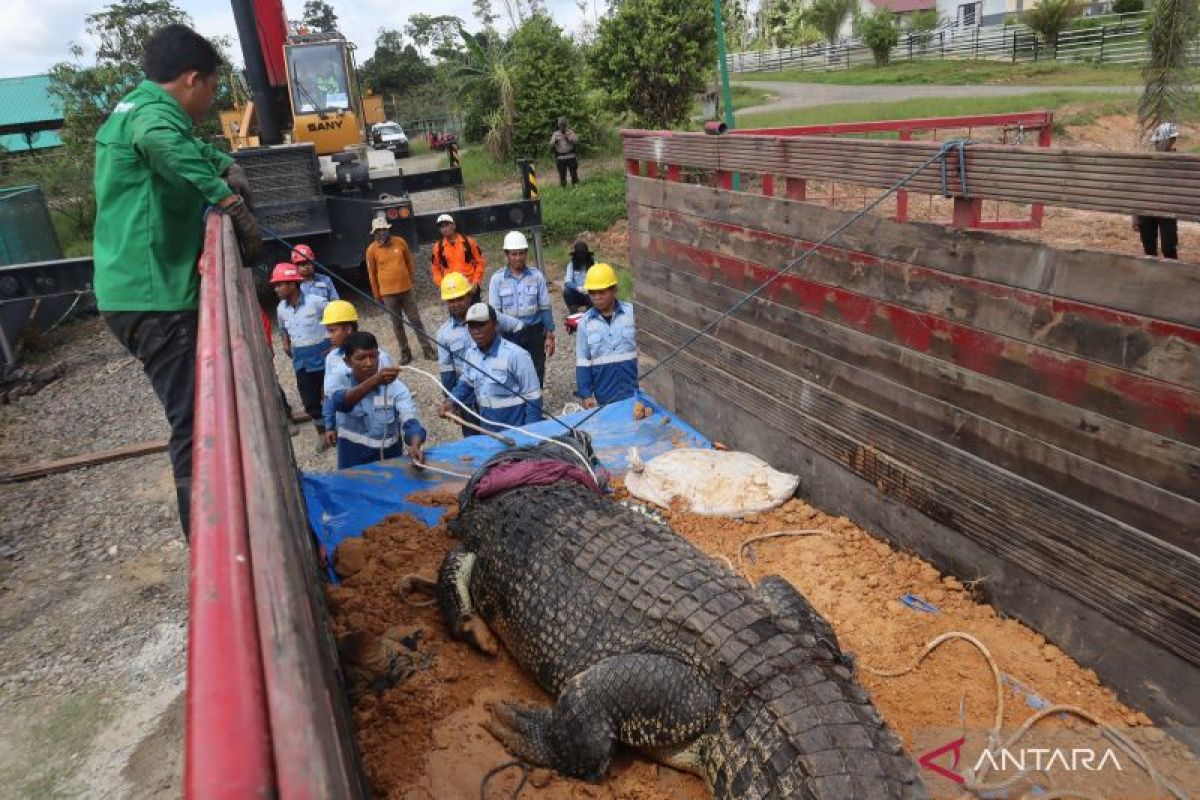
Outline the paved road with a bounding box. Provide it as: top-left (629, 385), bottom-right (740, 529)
top-left (734, 80), bottom-right (1139, 116)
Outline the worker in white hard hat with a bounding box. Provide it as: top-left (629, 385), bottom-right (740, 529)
top-left (440, 302), bottom-right (543, 431)
top-left (487, 230), bottom-right (555, 386)
top-left (1134, 122), bottom-right (1181, 259)
top-left (430, 213), bottom-right (485, 304)
top-left (575, 263), bottom-right (638, 408)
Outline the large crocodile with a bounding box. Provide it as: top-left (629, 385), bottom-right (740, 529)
top-left (436, 437), bottom-right (925, 799)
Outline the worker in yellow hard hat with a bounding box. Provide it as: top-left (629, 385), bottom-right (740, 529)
top-left (319, 299), bottom-right (394, 449)
top-left (575, 263), bottom-right (637, 408)
top-left (434, 272), bottom-right (525, 437)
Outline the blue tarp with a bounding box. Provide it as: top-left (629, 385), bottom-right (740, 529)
top-left (301, 395), bottom-right (710, 560)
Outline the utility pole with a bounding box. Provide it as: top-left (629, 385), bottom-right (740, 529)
top-left (713, 0), bottom-right (741, 190)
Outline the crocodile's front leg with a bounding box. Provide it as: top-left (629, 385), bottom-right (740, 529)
top-left (483, 653), bottom-right (720, 783)
top-left (436, 544), bottom-right (498, 656)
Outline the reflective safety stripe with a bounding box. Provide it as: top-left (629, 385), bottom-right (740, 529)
top-left (479, 390), bottom-right (542, 409)
top-left (576, 350), bottom-right (638, 368)
top-left (337, 426), bottom-right (399, 449)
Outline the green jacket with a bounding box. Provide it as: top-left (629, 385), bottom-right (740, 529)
top-left (93, 80), bottom-right (234, 312)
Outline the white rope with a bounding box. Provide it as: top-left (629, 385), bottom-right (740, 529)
top-left (400, 365), bottom-right (599, 485)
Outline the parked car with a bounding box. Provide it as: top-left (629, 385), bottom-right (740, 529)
top-left (370, 121), bottom-right (410, 157)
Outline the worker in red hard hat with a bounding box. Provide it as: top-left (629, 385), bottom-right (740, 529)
top-left (272, 262), bottom-right (331, 450)
top-left (290, 243), bottom-right (340, 302)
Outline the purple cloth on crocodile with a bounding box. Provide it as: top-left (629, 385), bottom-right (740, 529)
top-left (473, 459), bottom-right (603, 499)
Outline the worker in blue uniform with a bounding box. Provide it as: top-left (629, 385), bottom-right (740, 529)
top-left (575, 263), bottom-right (638, 408)
top-left (319, 300), bottom-right (393, 448)
top-left (440, 303), bottom-right (543, 432)
top-left (273, 262), bottom-right (330, 448)
top-left (331, 331), bottom-right (427, 469)
top-left (487, 230), bottom-right (555, 386)
top-left (434, 273), bottom-right (525, 437)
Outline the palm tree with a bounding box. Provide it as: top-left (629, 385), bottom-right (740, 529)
top-left (804, 0), bottom-right (858, 45)
top-left (448, 27), bottom-right (516, 160)
top-left (1021, 0), bottom-right (1083, 50)
top-left (1139, 0), bottom-right (1199, 138)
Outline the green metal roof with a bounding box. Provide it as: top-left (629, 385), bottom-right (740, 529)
top-left (0, 75), bottom-right (64, 139)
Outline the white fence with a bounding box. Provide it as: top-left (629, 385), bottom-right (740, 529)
top-left (726, 10), bottom-right (1200, 72)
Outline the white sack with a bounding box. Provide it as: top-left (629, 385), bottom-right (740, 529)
top-left (624, 447), bottom-right (800, 516)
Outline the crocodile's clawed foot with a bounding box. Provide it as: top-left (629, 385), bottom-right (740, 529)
top-left (483, 702), bottom-right (552, 766)
top-left (398, 574), bottom-right (438, 594)
top-left (460, 613), bottom-right (500, 657)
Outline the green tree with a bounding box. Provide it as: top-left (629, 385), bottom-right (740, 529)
top-left (908, 9), bottom-right (939, 32)
top-left (301, 0), bottom-right (338, 32)
top-left (35, 0), bottom-right (206, 248)
top-left (1021, 0), bottom-right (1083, 49)
top-left (405, 14), bottom-right (466, 57)
top-left (447, 27), bottom-right (516, 158)
top-left (1139, 0), bottom-right (1199, 135)
top-left (473, 0), bottom-right (498, 30)
top-left (508, 13), bottom-right (590, 159)
top-left (359, 29), bottom-right (435, 99)
top-left (859, 8), bottom-right (900, 65)
top-left (589, 0), bottom-right (716, 128)
top-left (803, 0), bottom-right (857, 44)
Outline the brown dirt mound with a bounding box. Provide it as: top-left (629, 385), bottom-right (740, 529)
top-left (329, 496), bottom-right (1200, 799)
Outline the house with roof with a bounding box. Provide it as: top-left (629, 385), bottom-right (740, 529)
top-left (0, 75), bottom-right (64, 154)
top-left (935, 0), bottom-right (1039, 29)
top-left (831, 0), bottom-right (938, 40)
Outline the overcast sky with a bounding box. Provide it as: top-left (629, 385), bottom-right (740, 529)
top-left (1, 0), bottom-right (594, 79)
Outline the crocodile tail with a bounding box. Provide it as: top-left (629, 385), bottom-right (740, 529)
top-left (705, 668), bottom-right (926, 800)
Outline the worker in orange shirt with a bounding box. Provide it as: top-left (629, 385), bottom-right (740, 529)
top-left (365, 218), bottom-right (436, 364)
top-left (430, 213), bottom-right (485, 304)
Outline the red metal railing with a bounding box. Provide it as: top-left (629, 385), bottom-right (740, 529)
top-left (187, 213), bottom-right (363, 798)
top-left (187, 213), bottom-right (274, 797)
top-left (625, 112), bottom-right (1054, 231)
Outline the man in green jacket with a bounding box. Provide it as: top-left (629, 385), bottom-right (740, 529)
top-left (94, 24), bottom-right (261, 537)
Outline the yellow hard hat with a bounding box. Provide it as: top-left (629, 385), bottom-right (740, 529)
top-left (441, 272), bottom-right (472, 300)
top-left (583, 263), bottom-right (619, 292)
top-left (321, 300), bottom-right (359, 325)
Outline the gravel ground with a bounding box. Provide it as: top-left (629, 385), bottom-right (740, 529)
top-left (0, 183), bottom-right (584, 798)
top-left (0, 318), bottom-right (187, 798)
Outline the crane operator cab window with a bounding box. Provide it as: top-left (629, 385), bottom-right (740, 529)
top-left (290, 43), bottom-right (349, 113)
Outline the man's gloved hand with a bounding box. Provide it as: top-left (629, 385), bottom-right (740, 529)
top-left (222, 162), bottom-right (252, 204)
top-left (224, 196), bottom-right (263, 267)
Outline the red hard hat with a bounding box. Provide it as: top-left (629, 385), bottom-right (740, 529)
top-left (270, 262), bottom-right (303, 284)
top-left (290, 243), bottom-right (315, 263)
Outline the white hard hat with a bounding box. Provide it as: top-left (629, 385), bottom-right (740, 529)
top-left (465, 302), bottom-right (495, 323)
top-left (436, 213), bottom-right (454, 225)
top-left (502, 230), bottom-right (529, 251)
top-left (370, 218), bottom-right (390, 232)
top-left (1152, 122), bottom-right (1180, 143)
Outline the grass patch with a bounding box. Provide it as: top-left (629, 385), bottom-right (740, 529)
top-left (737, 90), bottom-right (1135, 128)
top-left (457, 146), bottom-right (521, 186)
top-left (734, 59), bottom-right (1155, 86)
top-left (0, 689), bottom-right (115, 798)
top-left (539, 169), bottom-right (627, 242)
top-left (730, 85), bottom-right (773, 108)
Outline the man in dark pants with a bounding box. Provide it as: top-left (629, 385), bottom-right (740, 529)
top-left (487, 231), bottom-right (555, 386)
top-left (550, 116), bottom-right (580, 188)
top-left (1135, 122), bottom-right (1180, 260)
top-left (93, 25), bottom-right (261, 537)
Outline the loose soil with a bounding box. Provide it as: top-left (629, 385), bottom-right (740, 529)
top-left (328, 486), bottom-right (1200, 800)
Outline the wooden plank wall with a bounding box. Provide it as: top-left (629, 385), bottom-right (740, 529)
top-left (624, 160), bottom-right (1200, 733)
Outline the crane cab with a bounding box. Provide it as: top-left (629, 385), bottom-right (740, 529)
top-left (283, 33), bottom-right (363, 155)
